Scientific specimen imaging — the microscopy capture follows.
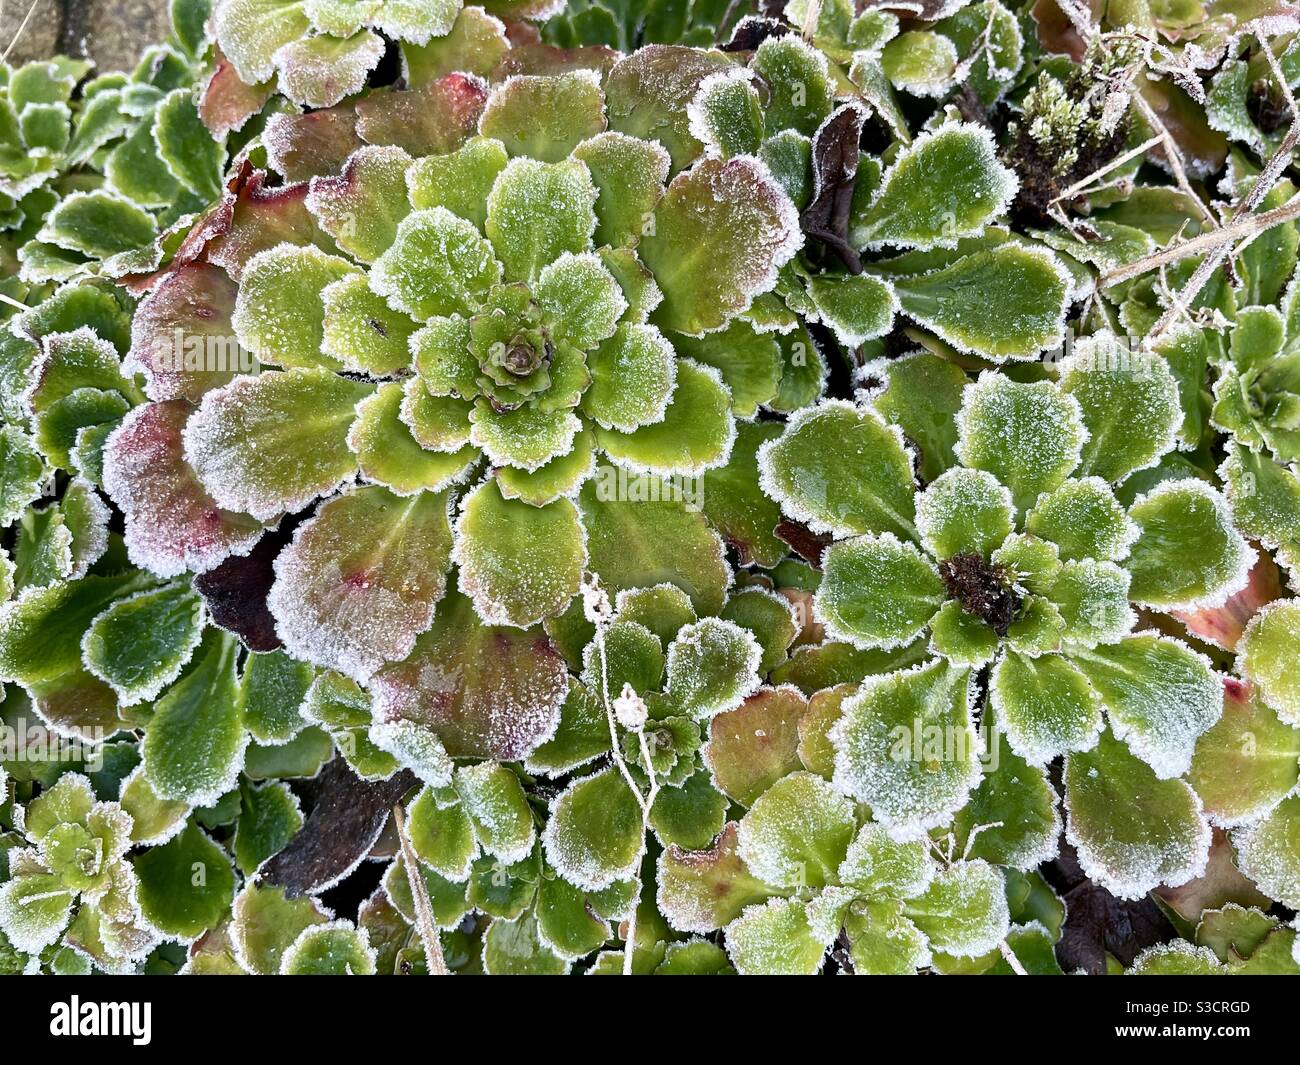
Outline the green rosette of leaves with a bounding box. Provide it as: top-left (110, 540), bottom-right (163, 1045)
top-left (1, 0), bottom-right (222, 288)
top-left (759, 344), bottom-right (1254, 897)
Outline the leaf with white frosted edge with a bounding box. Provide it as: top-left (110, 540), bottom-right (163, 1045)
top-left (36, 190), bottom-right (158, 260)
top-left (880, 30), bottom-right (958, 97)
top-left (126, 263), bottom-right (243, 404)
top-left (102, 401), bottom-right (268, 578)
top-left (405, 785), bottom-right (477, 882)
top-left (577, 472), bottom-right (730, 617)
top-left (482, 911), bottom-right (569, 976)
top-left (576, 323), bottom-right (673, 434)
top-left (955, 372), bottom-right (1085, 515)
top-left (482, 158), bottom-right (598, 289)
top-left (757, 400), bottom-right (917, 539)
top-left (640, 155), bottom-right (802, 336)
top-left (1024, 477), bottom-right (1138, 563)
top-left (233, 245), bottom-right (357, 371)
top-left (853, 125), bottom-right (1017, 251)
top-left (268, 485), bottom-right (452, 681)
top-left (306, 0), bottom-right (459, 41)
top-left (119, 766), bottom-right (190, 847)
top-left (725, 897), bottom-right (829, 975)
top-left (1064, 728), bottom-right (1210, 900)
top-left (830, 658), bottom-right (980, 838)
top-left (736, 771), bottom-right (855, 889)
top-left (453, 762), bottom-right (536, 865)
top-left (595, 359), bottom-right (735, 476)
top-left (368, 719), bottom-right (453, 788)
top-left (213, 0), bottom-right (312, 84)
top-left (1047, 558), bottom-right (1134, 648)
top-left (655, 820), bottom-right (776, 934)
top-left (495, 428), bottom-right (595, 507)
top-left (479, 71), bottom-right (607, 163)
top-left (705, 686), bottom-right (807, 807)
top-left (1240, 601), bottom-right (1300, 726)
top-left (837, 822), bottom-right (933, 898)
top-left (370, 207), bottom-right (502, 322)
top-left (990, 650), bottom-right (1103, 766)
top-left (802, 273), bottom-right (898, 350)
top-left (686, 68), bottom-right (763, 159)
top-left (1128, 940), bottom-right (1227, 975)
top-left (81, 582), bottom-right (204, 707)
top-left (0, 427), bottom-right (47, 527)
top-left (535, 252), bottom-right (626, 352)
top-left (280, 921), bottom-right (377, 975)
top-left (542, 766), bottom-right (643, 891)
top-left (951, 733), bottom-right (1061, 871)
top-left (233, 779), bottom-right (304, 875)
top-left (0, 872), bottom-right (75, 955)
top-left (1189, 678), bottom-right (1300, 827)
top-left (1124, 479), bottom-right (1253, 611)
top-left (915, 467), bottom-right (1014, 562)
top-left (236, 649), bottom-right (315, 746)
top-left (276, 30), bottom-right (386, 110)
top-left (1233, 794), bottom-right (1300, 910)
top-left (1218, 444), bottom-right (1300, 578)
top-left (572, 131), bottom-right (670, 250)
top-left (1069, 634), bottom-right (1222, 780)
top-left (406, 136), bottom-right (506, 231)
top-left (349, 382), bottom-right (476, 496)
top-left (183, 369), bottom-right (373, 522)
top-left (1059, 342), bottom-right (1181, 485)
top-left (817, 534), bottom-right (944, 651)
top-left (370, 583), bottom-right (567, 760)
top-left (903, 861), bottom-right (1010, 958)
top-left (320, 275), bottom-right (418, 377)
top-left (751, 34), bottom-right (833, 137)
top-left (893, 245), bottom-right (1069, 360)
top-left (399, 378), bottom-right (472, 452)
top-left (451, 478), bottom-right (585, 628)
top-left (469, 403), bottom-right (581, 475)
top-left (230, 883), bottom-right (330, 974)
top-left (663, 617), bottom-right (762, 721)
top-left (153, 88), bottom-right (225, 203)
top-left (306, 145), bottom-right (413, 264)
top-left (142, 630), bottom-right (245, 806)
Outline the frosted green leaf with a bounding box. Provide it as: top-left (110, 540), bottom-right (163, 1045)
top-left (757, 400), bottom-right (916, 539)
top-left (153, 88), bottom-right (224, 203)
top-left (881, 31), bottom-right (958, 97)
top-left (831, 659), bottom-right (980, 837)
top-left (306, 145), bottom-right (413, 264)
top-left (479, 71), bottom-right (606, 163)
top-left (1070, 634), bottom-right (1222, 779)
top-left (1064, 728), bottom-right (1210, 899)
top-left (572, 131), bottom-right (670, 250)
top-left (406, 136), bottom-right (507, 230)
top-left (0, 874), bottom-right (73, 955)
top-left (452, 479), bottom-right (585, 627)
top-left (1024, 477), bottom-right (1138, 563)
top-left (950, 734), bottom-right (1061, 871)
top-left (233, 781), bottom-right (303, 875)
top-left (535, 252), bottom-right (626, 351)
top-left (305, 0), bottom-right (459, 41)
top-left (183, 369), bottom-right (373, 521)
top-left (750, 35), bottom-right (833, 137)
top-left (656, 822), bottom-right (776, 933)
top-left (542, 767), bottom-right (643, 891)
top-left (321, 275), bottom-right (419, 377)
top-left (483, 912), bottom-right (568, 976)
top-left (1232, 795), bottom-right (1300, 910)
top-left (470, 404), bottom-right (581, 473)
top-left (726, 897), bottom-right (828, 975)
top-left (275, 30), bottom-right (386, 110)
top-left (142, 631), bottom-right (244, 806)
top-left (929, 600), bottom-right (1000, 667)
top-left (268, 485), bottom-right (452, 681)
top-left (737, 771), bottom-right (855, 889)
top-left (368, 719), bottom-right (454, 788)
top-left (671, 318), bottom-right (782, 419)
top-left (1240, 601), bottom-right (1300, 726)
top-left (36, 191), bottom-right (157, 259)
top-left (594, 359), bottom-right (733, 475)
top-left (81, 582), bottom-right (204, 707)
top-left (213, 0), bottom-right (312, 83)
top-left (1128, 941), bottom-right (1227, 976)
top-left (1125, 479), bottom-right (1252, 610)
top-left (854, 125), bottom-right (1017, 250)
top-left (903, 861), bottom-right (1010, 958)
top-left (370, 207), bottom-right (502, 321)
top-left (1059, 343), bottom-right (1181, 485)
top-left (640, 156), bottom-right (802, 336)
top-left (350, 383), bottom-right (476, 495)
top-left (686, 68), bottom-right (763, 159)
top-left (579, 619), bottom-right (664, 702)
top-left (838, 822), bottom-right (933, 898)
top-left (1189, 679), bottom-right (1300, 827)
top-left (406, 787), bottom-right (477, 881)
top-left (453, 762), bottom-right (536, 865)
top-left (817, 534), bottom-right (945, 650)
top-left (484, 158), bottom-right (598, 284)
top-left (237, 650), bottom-right (315, 745)
top-left (894, 246), bottom-right (1069, 360)
top-left (281, 922), bottom-right (377, 975)
top-left (955, 372), bottom-right (1085, 514)
top-left (233, 245), bottom-right (357, 370)
top-left (1048, 558), bottom-right (1133, 647)
top-left (700, 423), bottom-right (787, 569)
top-left (915, 467), bottom-right (1014, 561)
top-left (991, 650), bottom-right (1103, 765)
top-left (119, 766), bottom-right (190, 846)
top-left (495, 427), bottom-right (595, 507)
top-left (0, 427), bottom-right (47, 527)
top-left (705, 686), bottom-right (806, 806)
top-left (803, 273), bottom-right (898, 349)
top-left (230, 883), bottom-right (330, 974)
top-left (664, 617), bottom-right (762, 721)
top-left (411, 316), bottom-right (476, 400)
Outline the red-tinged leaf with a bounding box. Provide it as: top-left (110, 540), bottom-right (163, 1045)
top-left (200, 47), bottom-right (273, 138)
top-left (204, 171), bottom-right (337, 282)
top-left (802, 103), bottom-right (865, 274)
top-left (354, 74), bottom-right (489, 157)
top-left (102, 400), bottom-right (268, 578)
top-left (264, 107), bottom-right (365, 183)
top-left (1172, 547), bottom-right (1282, 651)
top-left (194, 518), bottom-right (302, 653)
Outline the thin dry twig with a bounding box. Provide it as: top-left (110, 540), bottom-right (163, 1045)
top-left (392, 802), bottom-right (450, 976)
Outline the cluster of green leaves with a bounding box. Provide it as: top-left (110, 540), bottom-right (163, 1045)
top-left (3, 0), bottom-right (1300, 976)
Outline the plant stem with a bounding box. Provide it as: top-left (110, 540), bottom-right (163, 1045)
top-left (392, 802), bottom-right (449, 976)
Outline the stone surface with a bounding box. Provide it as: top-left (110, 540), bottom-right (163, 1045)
top-left (0, 0), bottom-right (63, 66)
top-left (1, 0), bottom-right (175, 72)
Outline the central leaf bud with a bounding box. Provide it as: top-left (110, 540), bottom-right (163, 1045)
top-left (502, 334), bottom-right (546, 376)
top-left (938, 552), bottom-right (1022, 636)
